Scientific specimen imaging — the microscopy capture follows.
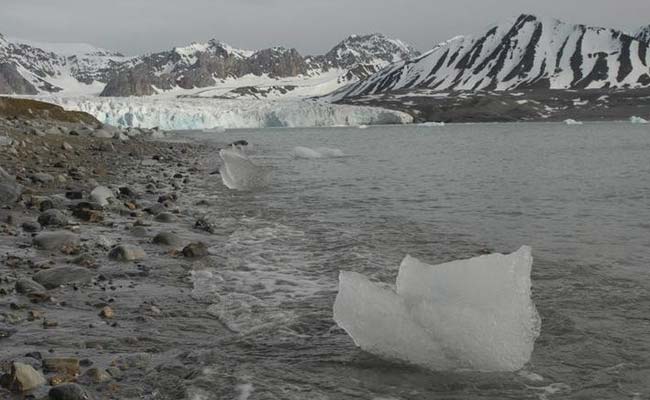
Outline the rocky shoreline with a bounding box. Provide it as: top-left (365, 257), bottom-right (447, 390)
top-left (337, 87), bottom-right (650, 123)
top-left (0, 100), bottom-right (235, 399)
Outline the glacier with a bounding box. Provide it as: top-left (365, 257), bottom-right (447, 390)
top-left (39, 96), bottom-right (412, 130)
top-left (333, 246), bottom-right (541, 372)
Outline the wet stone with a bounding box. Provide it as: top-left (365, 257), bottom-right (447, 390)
top-left (33, 266), bottom-right (95, 289)
top-left (48, 383), bottom-right (93, 400)
top-left (129, 226), bottom-right (148, 237)
top-left (15, 278), bottom-right (47, 296)
top-left (65, 191), bottom-right (83, 200)
top-left (72, 208), bottom-right (103, 223)
top-left (152, 232), bottom-right (182, 246)
top-left (31, 172), bottom-right (54, 184)
top-left (182, 242), bottom-right (209, 258)
top-left (83, 368), bottom-right (112, 384)
top-left (38, 209), bottom-right (68, 227)
top-left (8, 362), bottom-right (46, 392)
top-left (194, 218), bottom-right (216, 234)
top-left (99, 306), bottom-right (114, 319)
top-left (0, 323), bottom-right (17, 339)
top-left (33, 231), bottom-right (80, 251)
top-left (108, 245), bottom-right (146, 262)
top-left (21, 221), bottom-right (42, 233)
top-left (154, 212), bottom-right (177, 223)
top-left (43, 358), bottom-right (81, 375)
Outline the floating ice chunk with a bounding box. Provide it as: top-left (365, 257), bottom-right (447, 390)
top-left (333, 246), bottom-right (540, 372)
top-left (358, 124), bottom-right (369, 129)
top-left (564, 119), bottom-right (583, 125)
top-left (334, 271), bottom-right (453, 369)
top-left (419, 121), bottom-right (446, 127)
top-left (630, 116), bottom-right (648, 124)
top-left (292, 146), bottom-right (345, 159)
top-left (203, 126), bottom-right (227, 133)
top-left (219, 147), bottom-right (270, 190)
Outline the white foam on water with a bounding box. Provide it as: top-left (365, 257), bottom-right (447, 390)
top-left (518, 370), bottom-right (545, 382)
top-left (292, 146), bottom-right (346, 159)
top-left (236, 383), bottom-right (255, 400)
top-left (533, 383), bottom-right (572, 400)
top-left (219, 147), bottom-right (271, 190)
top-left (207, 293), bottom-right (295, 335)
top-left (333, 246), bottom-right (541, 372)
top-left (191, 221), bottom-right (327, 337)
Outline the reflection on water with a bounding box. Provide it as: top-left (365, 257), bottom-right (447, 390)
top-left (179, 122), bottom-right (650, 399)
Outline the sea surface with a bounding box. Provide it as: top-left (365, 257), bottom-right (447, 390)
top-left (178, 122), bottom-right (650, 400)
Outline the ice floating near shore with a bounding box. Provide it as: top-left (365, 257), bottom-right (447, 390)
top-left (333, 246), bottom-right (541, 372)
top-left (219, 147), bottom-right (270, 190)
top-left (564, 119), bottom-right (583, 125)
top-left (630, 116), bottom-right (648, 124)
top-left (202, 126), bottom-right (227, 133)
top-left (292, 146), bottom-right (345, 159)
top-left (419, 121), bottom-right (446, 127)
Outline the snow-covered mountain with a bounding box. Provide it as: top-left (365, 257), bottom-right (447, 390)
top-left (330, 14), bottom-right (650, 100)
top-left (100, 34), bottom-right (420, 97)
top-left (637, 25), bottom-right (650, 44)
top-left (0, 33), bottom-right (417, 98)
top-left (0, 34), bottom-right (128, 95)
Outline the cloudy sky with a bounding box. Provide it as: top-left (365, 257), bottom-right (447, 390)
top-left (2, 0), bottom-right (649, 55)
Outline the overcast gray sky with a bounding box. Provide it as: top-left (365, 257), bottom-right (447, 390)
top-left (2, 0), bottom-right (649, 55)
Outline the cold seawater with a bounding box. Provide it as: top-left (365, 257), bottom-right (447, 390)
top-left (179, 122), bottom-right (650, 399)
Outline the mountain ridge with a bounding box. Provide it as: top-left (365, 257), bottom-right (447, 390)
top-left (330, 14), bottom-right (650, 100)
top-left (0, 33), bottom-right (419, 98)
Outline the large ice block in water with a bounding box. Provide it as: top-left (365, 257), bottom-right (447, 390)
top-left (333, 246), bottom-right (541, 372)
top-left (219, 147), bottom-right (270, 190)
top-left (334, 271), bottom-right (454, 369)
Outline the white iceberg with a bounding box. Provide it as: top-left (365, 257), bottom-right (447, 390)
top-left (292, 146), bottom-right (345, 159)
top-left (630, 116), bottom-right (648, 124)
top-left (219, 147), bottom-right (270, 190)
top-left (564, 119), bottom-right (583, 125)
top-left (333, 246), bottom-right (541, 372)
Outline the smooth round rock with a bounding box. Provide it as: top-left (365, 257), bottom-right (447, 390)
top-left (152, 232), bottom-right (182, 246)
top-left (108, 245), bottom-right (146, 262)
top-left (33, 266), bottom-right (95, 289)
top-left (37, 209), bottom-right (68, 227)
top-left (48, 383), bottom-right (93, 400)
top-left (33, 231), bottom-right (80, 251)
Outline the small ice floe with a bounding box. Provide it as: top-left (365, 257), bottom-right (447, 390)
top-left (630, 116), bottom-right (648, 124)
top-left (419, 121), bottom-right (445, 127)
top-left (219, 147), bottom-right (270, 190)
top-left (203, 126), bottom-right (227, 133)
top-left (333, 246), bottom-right (541, 372)
top-left (358, 124), bottom-right (369, 129)
top-left (292, 146), bottom-right (345, 159)
top-left (564, 119), bottom-right (583, 125)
